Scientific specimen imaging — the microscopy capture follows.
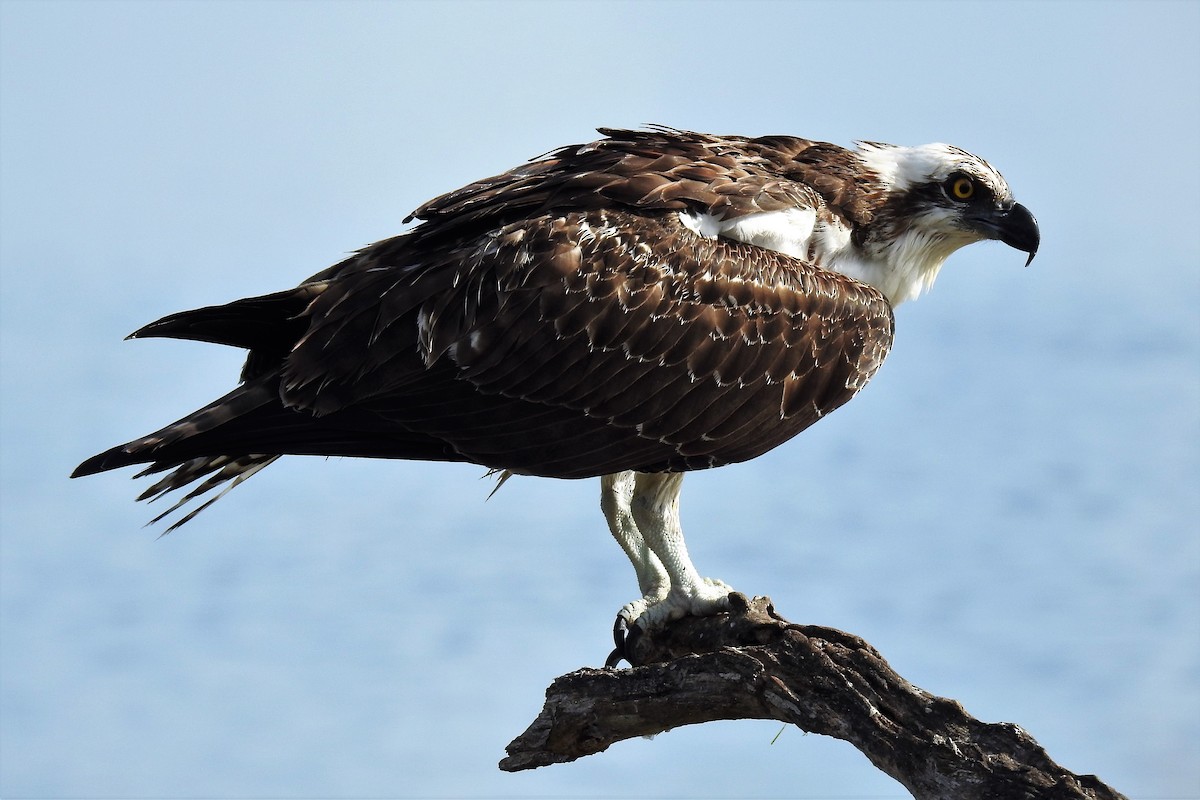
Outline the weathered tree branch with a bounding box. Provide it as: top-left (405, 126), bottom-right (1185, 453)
top-left (502, 594), bottom-right (1125, 800)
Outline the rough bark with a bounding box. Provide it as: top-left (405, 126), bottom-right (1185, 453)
top-left (501, 594), bottom-right (1125, 800)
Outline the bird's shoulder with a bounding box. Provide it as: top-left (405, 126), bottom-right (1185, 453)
top-left (400, 127), bottom-right (883, 244)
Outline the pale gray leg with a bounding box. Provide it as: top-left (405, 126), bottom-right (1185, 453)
top-left (604, 470), bottom-right (734, 630)
top-left (601, 471), bottom-right (668, 599)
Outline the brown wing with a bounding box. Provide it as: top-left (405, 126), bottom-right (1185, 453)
top-left (278, 207), bottom-right (893, 478)
top-left (75, 127), bottom-right (894, 507)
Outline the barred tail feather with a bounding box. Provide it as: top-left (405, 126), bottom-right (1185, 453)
top-left (72, 372), bottom-right (472, 530)
top-left (71, 379), bottom-right (282, 530)
top-left (138, 454), bottom-right (280, 533)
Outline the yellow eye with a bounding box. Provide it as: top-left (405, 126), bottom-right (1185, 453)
top-left (949, 176), bottom-right (975, 200)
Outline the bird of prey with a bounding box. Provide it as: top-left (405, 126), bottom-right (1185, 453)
top-left (73, 127), bottom-right (1039, 642)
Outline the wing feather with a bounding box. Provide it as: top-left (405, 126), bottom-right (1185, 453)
top-left (275, 206), bottom-right (893, 477)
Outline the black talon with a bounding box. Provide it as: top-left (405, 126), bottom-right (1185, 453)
top-left (612, 613), bottom-right (627, 650)
top-left (605, 614), bottom-right (629, 668)
top-left (604, 645), bottom-right (624, 668)
top-left (605, 613), bottom-right (646, 668)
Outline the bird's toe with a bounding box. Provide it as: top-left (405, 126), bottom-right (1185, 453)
top-left (605, 580), bottom-right (737, 666)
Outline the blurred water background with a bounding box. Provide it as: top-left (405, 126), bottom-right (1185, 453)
top-left (2, 2), bottom-right (1197, 797)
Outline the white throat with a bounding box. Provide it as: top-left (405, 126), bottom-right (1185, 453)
top-left (823, 229), bottom-right (966, 306)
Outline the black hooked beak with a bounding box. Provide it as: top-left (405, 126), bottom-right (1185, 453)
top-left (985, 202), bottom-right (1040, 267)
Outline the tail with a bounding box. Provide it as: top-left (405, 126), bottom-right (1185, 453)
top-left (72, 378), bottom-right (285, 532)
top-left (72, 284), bottom-right (325, 530)
top-left (72, 373), bottom-right (469, 531)
top-left (73, 279), bottom-right (468, 530)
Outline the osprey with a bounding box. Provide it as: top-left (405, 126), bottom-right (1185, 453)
top-left (73, 127), bottom-right (1039, 641)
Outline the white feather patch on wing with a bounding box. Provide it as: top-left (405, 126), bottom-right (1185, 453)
top-left (677, 209), bottom-right (723, 239)
top-left (679, 208), bottom-right (819, 260)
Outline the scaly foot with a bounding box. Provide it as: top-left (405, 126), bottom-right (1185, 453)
top-left (605, 577), bottom-right (735, 666)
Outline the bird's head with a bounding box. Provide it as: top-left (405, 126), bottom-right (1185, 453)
top-left (846, 142), bottom-right (1040, 304)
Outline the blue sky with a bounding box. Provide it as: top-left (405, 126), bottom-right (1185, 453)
top-left (2, 1), bottom-right (1198, 797)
